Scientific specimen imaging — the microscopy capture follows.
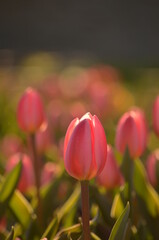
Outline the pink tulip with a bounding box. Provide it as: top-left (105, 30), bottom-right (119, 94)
top-left (146, 150), bottom-right (159, 187)
top-left (17, 87), bottom-right (46, 133)
top-left (96, 145), bottom-right (124, 189)
top-left (6, 153), bottom-right (34, 193)
top-left (41, 162), bottom-right (60, 186)
top-left (153, 96), bottom-right (159, 136)
top-left (115, 108), bottom-right (148, 158)
top-left (64, 112), bottom-right (107, 180)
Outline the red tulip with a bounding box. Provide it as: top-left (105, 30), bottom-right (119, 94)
top-left (153, 96), bottom-right (159, 136)
top-left (64, 112), bottom-right (107, 180)
top-left (146, 150), bottom-right (159, 187)
top-left (115, 108), bottom-right (148, 158)
top-left (96, 145), bottom-right (124, 189)
top-left (6, 153), bottom-right (34, 193)
top-left (17, 87), bottom-right (46, 133)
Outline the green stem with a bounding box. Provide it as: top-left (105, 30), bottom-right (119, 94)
top-left (81, 180), bottom-right (90, 240)
top-left (30, 133), bottom-right (43, 228)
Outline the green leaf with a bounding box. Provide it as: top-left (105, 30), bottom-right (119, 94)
top-left (111, 193), bottom-right (124, 219)
top-left (108, 202), bottom-right (130, 240)
top-left (56, 184), bottom-right (80, 221)
top-left (54, 223), bottom-right (82, 240)
top-left (9, 190), bottom-right (36, 229)
top-left (5, 226), bottom-right (14, 240)
top-left (0, 161), bottom-right (22, 218)
top-left (54, 204), bottom-right (100, 240)
top-left (0, 161), bottom-right (22, 203)
top-left (134, 159), bottom-right (159, 217)
top-left (90, 185), bottom-right (114, 225)
top-left (41, 184), bottom-right (80, 239)
top-left (91, 232), bottom-right (102, 240)
top-left (42, 216), bottom-right (59, 240)
top-left (0, 162), bottom-right (35, 230)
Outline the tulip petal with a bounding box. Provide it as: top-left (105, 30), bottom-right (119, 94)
top-left (64, 119), bottom-right (93, 180)
top-left (64, 118), bottom-right (79, 157)
top-left (17, 88), bottom-right (46, 133)
top-left (92, 115), bottom-right (107, 175)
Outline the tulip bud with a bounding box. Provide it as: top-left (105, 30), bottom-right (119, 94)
top-left (115, 108), bottom-right (148, 158)
top-left (152, 96), bottom-right (159, 136)
top-left (17, 87), bottom-right (46, 133)
top-left (146, 150), bottom-right (159, 187)
top-left (64, 112), bottom-right (107, 180)
top-left (6, 153), bottom-right (34, 193)
top-left (96, 145), bottom-right (124, 189)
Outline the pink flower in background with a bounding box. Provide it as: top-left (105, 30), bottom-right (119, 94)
top-left (146, 150), bottom-right (159, 187)
top-left (97, 145), bottom-right (124, 189)
top-left (17, 87), bottom-right (46, 133)
top-left (69, 101), bottom-right (87, 119)
top-left (0, 134), bottom-right (23, 158)
top-left (115, 108), bottom-right (148, 158)
top-left (152, 96), bottom-right (159, 136)
top-left (47, 99), bottom-right (72, 133)
top-left (64, 112), bottom-right (107, 180)
top-left (39, 75), bottom-right (60, 100)
top-left (6, 153), bottom-right (34, 193)
top-left (35, 125), bottom-right (52, 155)
top-left (41, 162), bottom-right (60, 186)
top-left (89, 80), bottom-right (112, 117)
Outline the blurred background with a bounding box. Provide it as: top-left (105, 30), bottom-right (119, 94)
top-left (0, 0), bottom-right (159, 151)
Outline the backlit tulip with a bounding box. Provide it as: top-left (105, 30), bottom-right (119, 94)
top-left (97, 145), bottom-right (124, 189)
top-left (115, 109), bottom-right (148, 158)
top-left (17, 87), bottom-right (46, 133)
top-left (146, 150), bottom-right (159, 187)
top-left (6, 153), bottom-right (34, 193)
top-left (152, 96), bottom-right (159, 136)
top-left (64, 112), bottom-right (107, 180)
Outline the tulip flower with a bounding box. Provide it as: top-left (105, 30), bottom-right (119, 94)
top-left (64, 112), bottom-right (107, 180)
top-left (152, 96), bottom-right (159, 136)
top-left (6, 153), bottom-right (34, 193)
top-left (64, 112), bottom-right (107, 240)
top-left (17, 87), bottom-right (46, 133)
top-left (115, 108), bottom-right (148, 158)
top-left (97, 145), bottom-right (124, 189)
top-left (146, 150), bottom-right (159, 187)
top-left (17, 87), bottom-right (46, 226)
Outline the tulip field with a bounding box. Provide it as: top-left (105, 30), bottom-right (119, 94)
top-left (0, 56), bottom-right (159, 240)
